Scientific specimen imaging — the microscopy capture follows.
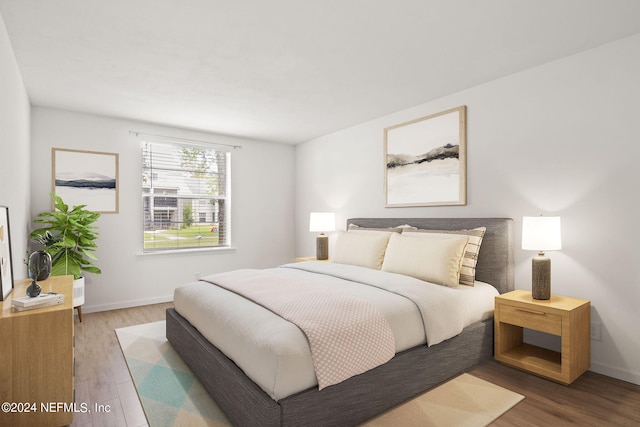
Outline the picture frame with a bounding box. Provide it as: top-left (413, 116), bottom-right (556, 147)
top-left (384, 105), bottom-right (467, 207)
top-left (52, 148), bottom-right (119, 214)
top-left (0, 206), bottom-right (15, 301)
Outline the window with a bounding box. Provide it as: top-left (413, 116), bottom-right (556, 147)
top-left (141, 140), bottom-right (230, 252)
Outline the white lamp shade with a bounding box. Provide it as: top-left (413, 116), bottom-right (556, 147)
top-left (309, 212), bottom-right (336, 233)
top-left (522, 216), bottom-right (562, 251)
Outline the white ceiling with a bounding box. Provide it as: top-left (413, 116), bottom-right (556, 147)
top-left (2, 0), bottom-right (640, 144)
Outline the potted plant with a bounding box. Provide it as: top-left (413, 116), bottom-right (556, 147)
top-left (30, 193), bottom-right (101, 319)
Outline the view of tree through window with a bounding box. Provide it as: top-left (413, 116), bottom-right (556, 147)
top-left (142, 141), bottom-right (230, 251)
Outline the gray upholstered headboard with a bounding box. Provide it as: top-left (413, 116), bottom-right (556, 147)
top-left (346, 218), bottom-right (515, 294)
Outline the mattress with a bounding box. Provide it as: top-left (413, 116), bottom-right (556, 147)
top-left (173, 261), bottom-right (498, 400)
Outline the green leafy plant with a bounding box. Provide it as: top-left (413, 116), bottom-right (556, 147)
top-left (30, 193), bottom-right (101, 279)
top-left (183, 203), bottom-right (194, 228)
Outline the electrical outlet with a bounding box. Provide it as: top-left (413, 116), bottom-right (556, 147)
top-left (590, 322), bottom-right (601, 341)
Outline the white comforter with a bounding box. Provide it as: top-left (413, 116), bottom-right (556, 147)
top-left (199, 267), bottom-right (396, 390)
top-left (173, 261), bottom-right (498, 400)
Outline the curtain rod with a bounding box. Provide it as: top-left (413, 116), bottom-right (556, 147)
top-left (129, 131), bottom-right (243, 150)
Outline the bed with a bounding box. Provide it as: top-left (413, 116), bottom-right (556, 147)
top-left (166, 217), bottom-right (514, 426)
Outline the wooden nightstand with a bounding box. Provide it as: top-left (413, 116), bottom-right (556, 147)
top-left (494, 289), bottom-right (590, 384)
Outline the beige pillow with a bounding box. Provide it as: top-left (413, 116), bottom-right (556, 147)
top-left (381, 233), bottom-right (469, 287)
top-left (402, 227), bottom-right (486, 286)
top-left (331, 231), bottom-right (393, 270)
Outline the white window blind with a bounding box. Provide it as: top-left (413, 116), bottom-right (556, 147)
top-left (141, 140), bottom-right (230, 252)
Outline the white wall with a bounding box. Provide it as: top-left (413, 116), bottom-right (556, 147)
top-left (0, 13), bottom-right (30, 279)
top-left (31, 107), bottom-right (296, 312)
top-left (295, 34), bottom-right (640, 385)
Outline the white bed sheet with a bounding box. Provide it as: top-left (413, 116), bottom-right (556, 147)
top-left (173, 262), bottom-right (498, 400)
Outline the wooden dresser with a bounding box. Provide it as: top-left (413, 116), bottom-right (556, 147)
top-left (0, 275), bottom-right (75, 427)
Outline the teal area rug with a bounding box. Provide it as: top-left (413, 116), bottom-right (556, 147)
top-left (115, 321), bottom-right (230, 427)
top-left (117, 321), bottom-right (523, 427)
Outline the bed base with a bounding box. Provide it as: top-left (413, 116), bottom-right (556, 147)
top-left (166, 307), bottom-right (494, 427)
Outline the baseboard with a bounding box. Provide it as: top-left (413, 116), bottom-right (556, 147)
top-left (590, 361), bottom-right (640, 386)
top-left (81, 295), bottom-right (173, 314)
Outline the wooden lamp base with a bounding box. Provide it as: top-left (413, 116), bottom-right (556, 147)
top-left (532, 253), bottom-right (551, 300)
top-left (316, 234), bottom-right (329, 260)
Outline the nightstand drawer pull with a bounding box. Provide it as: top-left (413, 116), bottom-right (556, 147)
top-left (516, 308), bottom-right (546, 316)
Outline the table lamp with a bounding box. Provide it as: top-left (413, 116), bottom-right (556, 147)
top-left (522, 216), bottom-right (562, 300)
top-left (309, 212), bottom-right (335, 260)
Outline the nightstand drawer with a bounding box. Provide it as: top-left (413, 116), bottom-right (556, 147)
top-left (499, 304), bottom-right (562, 335)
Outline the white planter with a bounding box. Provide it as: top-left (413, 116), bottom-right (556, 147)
top-left (73, 276), bottom-right (85, 307)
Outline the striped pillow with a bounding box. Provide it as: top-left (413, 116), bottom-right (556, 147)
top-left (402, 227), bottom-right (486, 286)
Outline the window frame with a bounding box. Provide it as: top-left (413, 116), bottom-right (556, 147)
top-left (141, 139), bottom-right (231, 253)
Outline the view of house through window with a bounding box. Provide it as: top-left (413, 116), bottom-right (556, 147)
top-left (142, 140), bottom-right (230, 251)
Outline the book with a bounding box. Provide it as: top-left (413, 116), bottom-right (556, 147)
top-left (13, 299), bottom-right (64, 311)
top-left (11, 292), bottom-right (64, 310)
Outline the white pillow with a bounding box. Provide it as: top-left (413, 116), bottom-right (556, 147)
top-left (403, 227), bottom-right (486, 286)
top-left (381, 233), bottom-right (469, 287)
top-left (331, 231), bottom-right (393, 270)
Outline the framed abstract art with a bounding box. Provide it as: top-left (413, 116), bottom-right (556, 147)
top-left (52, 148), bottom-right (119, 213)
top-left (384, 106), bottom-right (467, 207)
top-left (0, 206), bottom-right (14, 301)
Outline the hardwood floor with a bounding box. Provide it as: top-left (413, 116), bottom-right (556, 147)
top-left (71, 302), bottom-right (172, 427)
top-left (469, 361), bottom-right (640, 426)
top-left (72, 302), bottom-right (640, 426)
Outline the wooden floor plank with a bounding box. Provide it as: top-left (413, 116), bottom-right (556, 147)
top-left (70, 302), bottom-right (640, 426)
top-left (70, 303), bottom-right (170, 427)
top-left (468, 359), bottom-right (640, 426)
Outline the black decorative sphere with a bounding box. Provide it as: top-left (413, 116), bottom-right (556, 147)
top-left (26, 280), bottom-right (41, 297)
